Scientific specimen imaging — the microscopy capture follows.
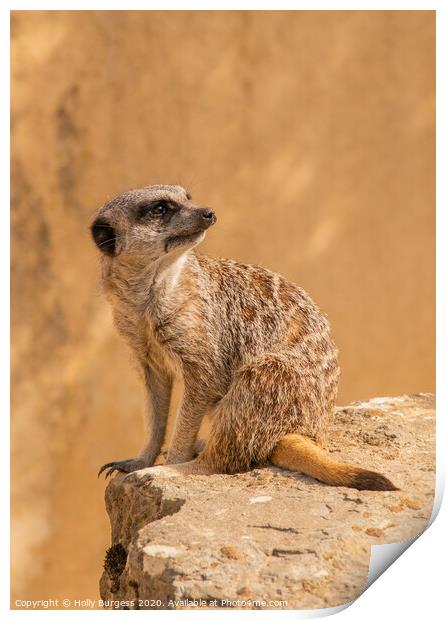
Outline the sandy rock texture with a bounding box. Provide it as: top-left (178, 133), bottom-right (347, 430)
top-left (100, 394), bottom-right (435, 610)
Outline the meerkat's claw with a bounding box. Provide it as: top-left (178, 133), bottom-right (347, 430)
top-left (98, 458), bottom-right (147, 478)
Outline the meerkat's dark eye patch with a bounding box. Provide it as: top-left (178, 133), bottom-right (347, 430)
top-left (137, 200), bottom-right (178, 220)
top-left (91, 218), bottom-right (118, 256)
top-left (186, 192), bottom-right (192, 200)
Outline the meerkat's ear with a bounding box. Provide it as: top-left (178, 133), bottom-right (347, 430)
top-left (90, 217), bottom-right (120, 257)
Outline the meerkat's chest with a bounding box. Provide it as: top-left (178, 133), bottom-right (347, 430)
top-left (111, 297), bottom-right (180, 378)
top-left (107, 265), bottom-right (211, 373)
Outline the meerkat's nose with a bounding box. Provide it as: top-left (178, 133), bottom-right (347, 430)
top-left (200, 208), bottom-right (217, 224)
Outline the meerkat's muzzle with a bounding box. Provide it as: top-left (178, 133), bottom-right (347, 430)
top-left (165, 207), bottom-right (216, 252)
top-left (198, 208), bottom-right (217, 228)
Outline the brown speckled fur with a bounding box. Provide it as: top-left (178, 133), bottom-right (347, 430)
top-left (92, 185), bottom-right (396, 491)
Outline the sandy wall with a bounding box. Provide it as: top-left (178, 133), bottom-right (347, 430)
top-left (11, 11), bottom-right (435, 605)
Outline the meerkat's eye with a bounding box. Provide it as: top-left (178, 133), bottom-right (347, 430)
top-left (138, 200), bottom-right (171, 219)
top-left (150, 201), bottom-right (169, 216)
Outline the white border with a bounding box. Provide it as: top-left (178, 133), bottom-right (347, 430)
top-left (4, 3), bottom-right (443, 619)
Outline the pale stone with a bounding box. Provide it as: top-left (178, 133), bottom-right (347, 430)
top-left (249, 495), bottom-right (273, 503)
top-left (143, 545), bottom-right (182, 558)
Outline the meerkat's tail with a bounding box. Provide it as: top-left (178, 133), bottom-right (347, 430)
top-left (270, 434), bottom-right (398, 491)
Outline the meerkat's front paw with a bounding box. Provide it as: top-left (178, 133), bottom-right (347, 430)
top-left (98, 458), bottom-right (147, 479)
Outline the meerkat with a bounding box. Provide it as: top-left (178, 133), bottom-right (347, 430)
top-left (92, 184), bottom-right (397, 491)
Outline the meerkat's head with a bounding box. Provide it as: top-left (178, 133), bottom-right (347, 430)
top-left (90, 185), bottom-right (216, 262)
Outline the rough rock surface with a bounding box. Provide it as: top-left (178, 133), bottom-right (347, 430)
top-left (100, 394), bottom-right (435, 610)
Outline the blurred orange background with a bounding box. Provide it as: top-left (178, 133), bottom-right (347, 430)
top-left (11, 10), bottom-right (435, 606)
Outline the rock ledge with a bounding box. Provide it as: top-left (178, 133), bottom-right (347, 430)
top-left (100, 394), bottom-right (435, 610)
